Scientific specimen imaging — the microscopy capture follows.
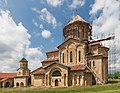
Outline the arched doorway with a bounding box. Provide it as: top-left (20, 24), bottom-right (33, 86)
top-left (5, 82), bottom-right (11, 88)
top-left (52, 70), bottom-right (61, 87)
top-left (16, 82), bottom-right (19, 87)
top-left (55, 79), bottom-right (58, 86)
top-left (28, 78), bottom-right (31, 85)
top-left (20, 82), bottom-right (24, 87)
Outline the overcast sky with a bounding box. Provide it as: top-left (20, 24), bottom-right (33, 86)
top-left (0, 0), bottom-right (120, 73)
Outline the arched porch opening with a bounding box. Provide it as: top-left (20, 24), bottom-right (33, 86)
top-left (5, 82), bottom-right (11, 88)
top-left (16, 82), bottom-right (19, 87)
top-left (20, 82), bottom-right (24, 87)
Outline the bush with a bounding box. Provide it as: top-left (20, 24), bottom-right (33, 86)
top-left (114, 72), bottom-right (120, 79)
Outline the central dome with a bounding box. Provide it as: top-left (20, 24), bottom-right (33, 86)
top-left (63, 14), bottom-right (92, 41)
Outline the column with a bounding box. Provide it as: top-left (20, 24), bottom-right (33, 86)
top-left (80, 75), bottom-right (84, 86)
top-left (2, 83), bottom-right (5, 88)
top-left (66, 75), bottom-right (68, 87)
top-left (48, 75), bottom-right (49, 86)
top-left (59, 50), bottom-right (61, 64)
top-left (66, 46), bottom-right (68, 65)
top-left (72, 75), bottom-right (74, 86)
top-left (75, 48), bottom-right (77, 64)
top-left (76, 75), bottom-right (79, 86)
top-left (49, 76), bottom-right (51, 86)
top-left (45, 75), bottom-right (48, 86)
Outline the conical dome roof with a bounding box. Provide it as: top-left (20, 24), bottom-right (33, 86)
top-left (20, 57), bottom-right (28, 62)
top-left (67, 14), bottom-right (86, 25)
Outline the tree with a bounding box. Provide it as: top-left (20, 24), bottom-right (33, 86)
top-left (114, 72), bottom-right (120, 79)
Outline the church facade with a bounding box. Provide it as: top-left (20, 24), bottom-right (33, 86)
top-left (30, 14), bottom-right (109, 87)
top-left (0, 14), bottom-right (108, 88)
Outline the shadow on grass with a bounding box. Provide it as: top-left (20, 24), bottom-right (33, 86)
top-left (108, 80), bottom-right (119, 84)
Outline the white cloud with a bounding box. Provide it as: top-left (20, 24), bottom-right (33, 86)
top-left (90, 0), bottom-right (120, 71)
top-left (0, 0), bottom-right (7, 8)
top-left (32, 19), bottom-right (38, 27)
top-left (46, 0), bottom-right (64, 7)
top-left (41, 29), bottom-right (51, 39)
top-left (31, 7), bottom-right (41, 14)
top-left (40, 8), bottom-right (57, 28)
top-left (25, 47), bottom-right (43, 70)
top-left (70, 0), bottom-right (85, 9)
top-left (32, 19), bottom-right (44, 29)
top-left (32, 8), bottom-right (57, 28)
top-left (0, 10), bottom-right (43, 72)
top-left (39, 24), bottom-right (44, 29)
top-left (89, 0), bottom-right (105, 15)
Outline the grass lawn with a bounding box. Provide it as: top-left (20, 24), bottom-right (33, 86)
top-left (0, 79), bottom-right (120, 93)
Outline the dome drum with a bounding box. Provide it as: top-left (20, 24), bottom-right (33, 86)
top-left (63, 21), bottom-right (92, 41)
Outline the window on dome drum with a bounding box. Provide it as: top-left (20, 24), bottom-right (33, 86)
top-left (62, 53), bottom-right (64, 63)
top-left (77, 31), bottom-right (80, 37)
top-left (93, 61), bottom-right (95, 67)
top-left (78, 51), bottom-right (81, 62)
top-left (82, 30), bottom-right (84, 38)
top-left (52, 70), bottom-right (61, 77)
top-left (70, 51), bottom-right (72, 62)
top-left (90, 61), bottom-right (91, 67)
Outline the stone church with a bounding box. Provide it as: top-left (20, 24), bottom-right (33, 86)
top-left (30, 14), bottom-right (109, 87)
top-left (0, 14), bottom-right (108, 88)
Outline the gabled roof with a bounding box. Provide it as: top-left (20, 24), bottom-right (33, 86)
top-left (57, 38), bottom-right (83, 48)
top-left (32, 68), bottom-right (45, 75)
top-left (31, 67), bottom-right (43, 74)
top-left (0, 73), bottom-right (17, 78)
top-left (17, 67), bottom-right (30, 71)
top-left (0, 78), bottom-right (9, 82)
top-left (31, 63), bottom-right (88, 75)
top-left (46, 49), bottom-right (59, 54)
top-left (69, 64), bottom-right (85, 71)
top-left (43, 62), bottom-right (70, 69)
top-left (67, 14), bottom-right (86, 25)
top-left (41, 58), bottom-right (59, 63)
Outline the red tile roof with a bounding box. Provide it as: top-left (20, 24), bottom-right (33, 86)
top-left (0, 73), bottom-right (17, 78)
top-left (32, 69), bottom-right (45, 75)
top-left (69, 64), bottom-right (85, 71)
top-left (0, 78), bottom-right (9, 82)
top-left (41, 58), bottom-right (59, 63)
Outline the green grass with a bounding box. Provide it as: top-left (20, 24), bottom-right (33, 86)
top-left (1, 79), bottom-right (120, 93)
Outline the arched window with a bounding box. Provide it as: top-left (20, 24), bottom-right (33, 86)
top-left (93, 61), bottom-right (95, 67)
top-left (19, 72), bottom-right (21, 75)
top-left (70, 51), bottom-right (72, 62)
top-left (20, 82), bottom-right (24, 87)
top-left (90, 61), bottom-right (91, 67)
top-left (78, 51), bottom-right (81, 62)
top-left (82, 30), bottom-right (84, 38)
top-left (78, 31), bottom-right (80, 37)
top-left (62, 53), bottom-right (64, 63)
top-left (52, 70), bottom-right (61, 77)
top-left (16, 82), bottom-right (19, 87)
